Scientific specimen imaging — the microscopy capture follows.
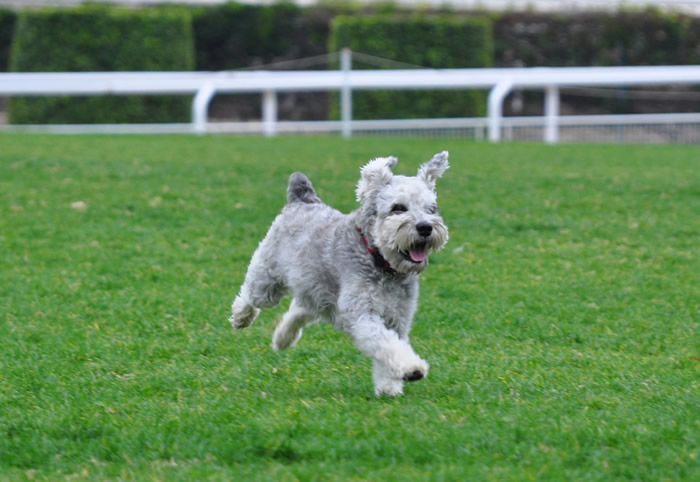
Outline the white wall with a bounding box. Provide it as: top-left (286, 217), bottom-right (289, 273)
top-left (1, 0), bottom-right (699, 15)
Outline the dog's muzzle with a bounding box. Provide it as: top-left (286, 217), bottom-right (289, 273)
top-left (416, 222), bottom-right (432, 238)
top-left (401, 222), bottom-right (433, 263)
top-left (402, 243), bottom-right (428, 263)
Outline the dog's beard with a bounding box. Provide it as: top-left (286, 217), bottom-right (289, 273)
top-left (371, 216), bottom-right (448, 274)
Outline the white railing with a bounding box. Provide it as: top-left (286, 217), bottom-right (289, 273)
top-left (1, 52), bottom-right (700, 143)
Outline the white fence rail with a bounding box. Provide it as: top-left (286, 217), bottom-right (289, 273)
top-left (1, 54), bottom-right (700, 143)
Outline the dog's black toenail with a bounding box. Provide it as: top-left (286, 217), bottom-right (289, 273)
top-left (404, 370), bottom-right (424, 382)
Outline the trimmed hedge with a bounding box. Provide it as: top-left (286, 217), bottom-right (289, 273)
top-left (493, 11), bottom-right (692, 67)
top-left (0, 8), bottom-right (16, 72)
top-left (492, 11), bottom-right (700, 115)
top-left (194, 2), bottom-right (309, 70)
top-left (9, 6), bottom-right (194, 124)
top-left (191, 2), bottom-right (332, 121)
top-left (329, 15), bottom-right (493, 120)
top-left (682, 16), bottom-right (700, 64)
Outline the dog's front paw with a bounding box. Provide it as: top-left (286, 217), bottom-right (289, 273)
top-left (388, 348), bottom-right (429, 382)
top-left (373, 361), bottom-right (404, 397)
top-left (401, 357), bottom-right (429, 382)
top-left (374, 379), bottom-right (404, 397)
top-left (403, 369), bottom-right (424, 382)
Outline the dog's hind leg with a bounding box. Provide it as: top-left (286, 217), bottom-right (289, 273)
top-left (272, 299), bottom-right (314, 351)
top-left (229, 291), bottom-right (260, 330)
top-left (229, 245), bottom-right (288, 330)
top-left (229, 276), bottom-right (288, 329)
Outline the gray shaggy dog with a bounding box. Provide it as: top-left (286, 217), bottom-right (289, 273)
top-left (230, 152), bottom-right (449, 396)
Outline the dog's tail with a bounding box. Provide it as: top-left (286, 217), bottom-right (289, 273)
top-left (287, 172), bottom-right (321, 204)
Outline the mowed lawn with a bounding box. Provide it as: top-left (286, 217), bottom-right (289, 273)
top-left (1, 134), bottom-right (698, 480)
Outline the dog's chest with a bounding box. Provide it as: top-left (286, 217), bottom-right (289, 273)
top-left (369, 277), bottom-right (418, 328)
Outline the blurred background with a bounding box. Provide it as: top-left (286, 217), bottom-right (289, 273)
top-left (0, 0), bottom-right (698, 141)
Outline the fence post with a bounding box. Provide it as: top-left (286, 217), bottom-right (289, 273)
top-left (488, 79), bottom-right (514, 143)
top-left (262, 90), bottom-right (277, 137)
top-left (192, 83), bottom-right (216, 134)
top-left (340, 48), bottom-right (352, 138)
top-left (544, 85), bottom-right (560, 144)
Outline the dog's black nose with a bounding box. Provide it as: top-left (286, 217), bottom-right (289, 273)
top-left (416, 222), bottom-right (432, 238)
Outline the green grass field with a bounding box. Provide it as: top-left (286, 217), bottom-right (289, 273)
top-left (1, 134), bottom-right (698, 480)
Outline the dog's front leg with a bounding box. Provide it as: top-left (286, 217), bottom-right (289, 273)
top-left (347, 315), bottom-right (429, 397)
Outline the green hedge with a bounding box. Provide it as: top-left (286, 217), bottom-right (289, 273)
top-left (9, 6), bottom-right (194, 124)
top-left (493, 11), bottom-right (693, 67)
top-left (191, 2), bottom-right (332, 122)
top-left (0, 8), bottom-right (16, 72)
top-left (682, 16), bottom-right (700, 64)
top-left (329, 15), bottom-right (493, 120)
top-left (492, 10), bottom-right (700, 115)
top-left (193, 2), bottom-right (313, 70)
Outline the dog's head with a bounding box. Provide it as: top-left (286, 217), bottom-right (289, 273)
top-left (356, 151), bottom-right (449, 274)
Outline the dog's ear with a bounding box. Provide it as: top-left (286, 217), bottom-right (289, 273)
top-left (417, 151), bottom-right (449, 190)
top-left (356, 156), bottom-right (397, 203)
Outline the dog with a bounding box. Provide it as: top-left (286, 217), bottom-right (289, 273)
top-left (229, 151), bottom-right (449, 396)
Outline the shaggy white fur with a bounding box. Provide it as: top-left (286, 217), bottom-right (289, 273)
top-left (229, 151), bottom-right (449, 396)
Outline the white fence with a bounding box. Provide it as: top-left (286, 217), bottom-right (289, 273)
top-left (1, 53), bottom-right (700, 143)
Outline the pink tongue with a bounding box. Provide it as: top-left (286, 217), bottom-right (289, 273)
top-left (409, 249), bottom-right (427, 262)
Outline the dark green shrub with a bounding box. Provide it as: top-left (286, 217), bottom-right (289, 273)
top-left (329, 15), bottom-right (492, 120)
top-left (491, 10), bottom-right (693, 68)
top-left (9, 6), bottom-right (194, 124)
top-left (0, 8), bottom-right (16, 72)
top-left (193, 2), bottom-right (304, 70)
top-left (492, 10), bottom-right (700, 115)
top-left (681, 16), bottom-right (700, 64)
top-left (192, 2), bottom-right (333, 121)
top-left (493, 12), bottom-right (606, 68)
top-left (599, 11), bottom-right (686, 66)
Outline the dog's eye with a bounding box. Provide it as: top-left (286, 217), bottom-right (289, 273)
top-left (391, 203), bottom-right (408, 214)
top-left (427, 204), bottom-right (439, 215)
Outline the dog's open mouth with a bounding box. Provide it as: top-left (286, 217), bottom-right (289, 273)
top-left (401, 243), bottom-right (427, 263)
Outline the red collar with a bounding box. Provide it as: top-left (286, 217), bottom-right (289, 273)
top-left (356, 228), bottom-right (396, 274)
top-left (358, 228), bottom-right (374, 254)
